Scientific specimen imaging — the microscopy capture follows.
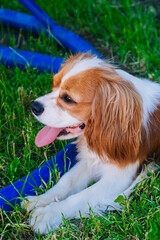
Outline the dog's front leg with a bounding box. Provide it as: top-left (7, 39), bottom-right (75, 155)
top-left (21, 159), bottom-right (98, 211)
top-left (30, 161), bottom-right (140, 234)
top-left (30, 177), bottom-right (120, 234)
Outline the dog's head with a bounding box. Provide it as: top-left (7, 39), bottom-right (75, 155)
top-left (32, 53), bottom-right (143, 163)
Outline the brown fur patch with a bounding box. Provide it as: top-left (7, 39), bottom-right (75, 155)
top-left (52, 74), bottom-right (62, 89)
top-left (84, 70), bottom-right (143, 166)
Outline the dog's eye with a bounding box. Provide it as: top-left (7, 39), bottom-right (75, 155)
top-left (62, 94), bottom-right (75, 104)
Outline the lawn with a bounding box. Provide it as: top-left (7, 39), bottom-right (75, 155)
top-left (0, 0), bottom-right (160, 239)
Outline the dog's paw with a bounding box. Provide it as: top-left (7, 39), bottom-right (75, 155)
top-left (21, 195), bottom-right (41, 212)
top-left (30, 203), bottom-right (63, 234)
top-left (21, 191), bottom-right (64, 212)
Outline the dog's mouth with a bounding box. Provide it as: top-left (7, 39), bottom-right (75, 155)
top-left (35, 123), bottom-right (85, 147)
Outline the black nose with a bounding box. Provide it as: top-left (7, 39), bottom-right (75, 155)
top-left (31, 101), bottom-right (44, 116)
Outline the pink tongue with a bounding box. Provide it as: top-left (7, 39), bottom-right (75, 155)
top-left (35, 126), bottom-right (63, 147)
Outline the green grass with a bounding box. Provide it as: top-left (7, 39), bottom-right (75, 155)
top-left (0, 0), bottom-right (160, 239)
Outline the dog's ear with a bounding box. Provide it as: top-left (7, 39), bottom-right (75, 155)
top-left (84, 72), bottom-right (143, 165)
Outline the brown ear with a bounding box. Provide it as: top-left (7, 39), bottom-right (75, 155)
top-left (84, 73), bottom-right (143, 165)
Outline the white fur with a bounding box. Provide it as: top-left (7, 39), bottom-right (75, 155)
top-left (117, 69), bottom-right (160, 127)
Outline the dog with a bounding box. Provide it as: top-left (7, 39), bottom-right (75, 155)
top-left (22, 53), bottom-right (160, 234)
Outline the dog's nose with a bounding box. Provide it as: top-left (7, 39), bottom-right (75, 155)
top-left (31, 101), bottom-right (44, 116)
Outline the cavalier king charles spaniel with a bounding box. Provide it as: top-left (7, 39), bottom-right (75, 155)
top-left (22, 53), bottom-right (160, 234)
